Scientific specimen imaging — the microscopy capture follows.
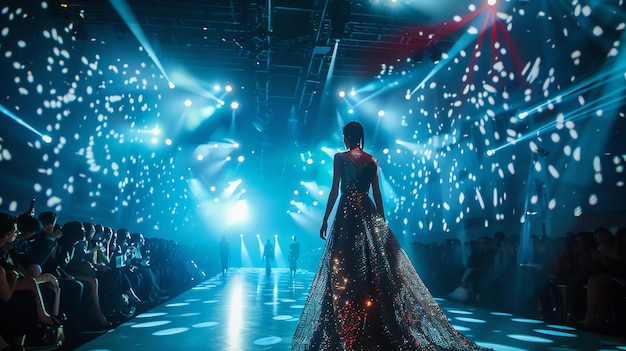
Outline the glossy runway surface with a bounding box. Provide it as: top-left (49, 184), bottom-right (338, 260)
top-left (76, 267), bottom-right (626, 351)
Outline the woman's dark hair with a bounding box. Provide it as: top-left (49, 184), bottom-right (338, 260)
top-left (17, 214), bottom-right (43, 234)
top-left (60, 221), bottom-right (85, 246)
top-left (37, 211), bottom-right (58, 227)
top-left (343, 121), bottom-right (364, 149)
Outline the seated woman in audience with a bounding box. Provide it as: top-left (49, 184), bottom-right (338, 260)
top-left (11, 214), bottom-right (63, 324)
top-left (0, 213), bottom-right (23, 349)
top-left (579, 227), bottom-right (626, 330)
top-left (126, 233), bottom-right (168, 302)
top-left (551, 231), bottom-right (596, 324)
top-left (106, 229), bottom-right (145, 304)
top-left (0, 213), bottom-right (62, 349)
top-left (90, 229), bottom-right (111, 267)
top-left (33, 211), bottom-right (86, 336)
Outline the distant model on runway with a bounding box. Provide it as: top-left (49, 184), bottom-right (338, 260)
top-left (262, 239), bottom-right (274, 276)
top-left (288, 236), bottom-right (300, 279)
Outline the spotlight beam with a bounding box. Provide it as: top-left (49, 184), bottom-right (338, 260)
top-left (463, 6), bottom-right (493, 85)
top-left (491, 87), bottom-right (625, 155)
top-left (109, 0), bottom-right (171, 83)
top-left (517, 62), bottom-right (626, 120)
top-left (409, 18), bottom-right (487, 97)
top-left (0, 104), bottom-right (47, 141)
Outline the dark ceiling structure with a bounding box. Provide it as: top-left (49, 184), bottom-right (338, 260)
top-left (47, 0), bottom-right (462, 133)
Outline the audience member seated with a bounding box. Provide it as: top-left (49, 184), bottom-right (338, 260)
top-left (34, 211), bottom-right (86, 337)
top-left (578, 227), bottom-right (626, 332)
top-left (433, 239), bottom-right (463, 298)
top-left (551, 231), bottom-right (596, 325)
top-left (482, 232), bottom-right (516, 311)
top-left (446, 239), bottom-right (485, 304)
top-left (90, 228), bottom-right (110, 267)
top-left (125, 232), bottom-right (169, 303)
top-left (0, 213), bottom-right (63, 349)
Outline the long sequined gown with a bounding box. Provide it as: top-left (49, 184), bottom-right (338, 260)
top-left (292, 152), bottom-right (489, 351)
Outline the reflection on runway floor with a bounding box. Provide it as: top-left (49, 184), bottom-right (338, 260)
top-left (75, 267), bottom-right (626, 351)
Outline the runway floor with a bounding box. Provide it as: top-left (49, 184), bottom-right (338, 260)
top-left (74, 267), bottom-right (626, 351)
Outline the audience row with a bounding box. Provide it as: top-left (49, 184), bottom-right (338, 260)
top-left (0, 210), bottom-right (208, 350)
top-left (408, 228), bottom-right (626, 337)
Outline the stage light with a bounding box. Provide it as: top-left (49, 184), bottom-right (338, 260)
top-left (237, 155), bottom-right (244, 162)
top-left (225, 85), bottom-right (233, 92)
top-left (338, 90), bottom-right (346, 98)
top-left (165, 139), bottom-right (172, 146)
top-left (348, 109), bottom-right (354, 114)
top-left (378, 110), bottom-right (385, 117)
top-left (184, 99), bottom-right (192, 107)
top-left (231, 101), bottom-right (239, 109)
top-left (488, 0), bottom-right (497, 6)
top-left (213, 84), bottom-right (221, 92)
top-left (42, 135), bottom-right (53, 143)
top-left (350, 89), bottom-right (356, 97)
top-left (227, 200), bottom-right (248, 224)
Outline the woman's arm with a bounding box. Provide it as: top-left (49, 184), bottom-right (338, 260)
top-left (371, 158), bottom-right (385, 220)
top-left (320, 153), bottom-right (342, 240)
top-left (0, 266), bottom-right (17, 302)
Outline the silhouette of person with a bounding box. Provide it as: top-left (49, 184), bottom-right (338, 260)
top-left (262, 239), bottom-right (274, 276)
top-left (219, 236), bottom-right (230, 278)
top-left (291, 121), bottom-right (490, 350)
top-left (288, 236), bottom-right (300, 279)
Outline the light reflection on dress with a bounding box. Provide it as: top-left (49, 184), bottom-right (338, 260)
top-left (292, 152), bottom-right (489, 351)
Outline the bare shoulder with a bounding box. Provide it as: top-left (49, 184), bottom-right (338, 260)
top-left (361, 150), bottom-right (377, 163)
top-left (333, 152), bottom-right (347, 161)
